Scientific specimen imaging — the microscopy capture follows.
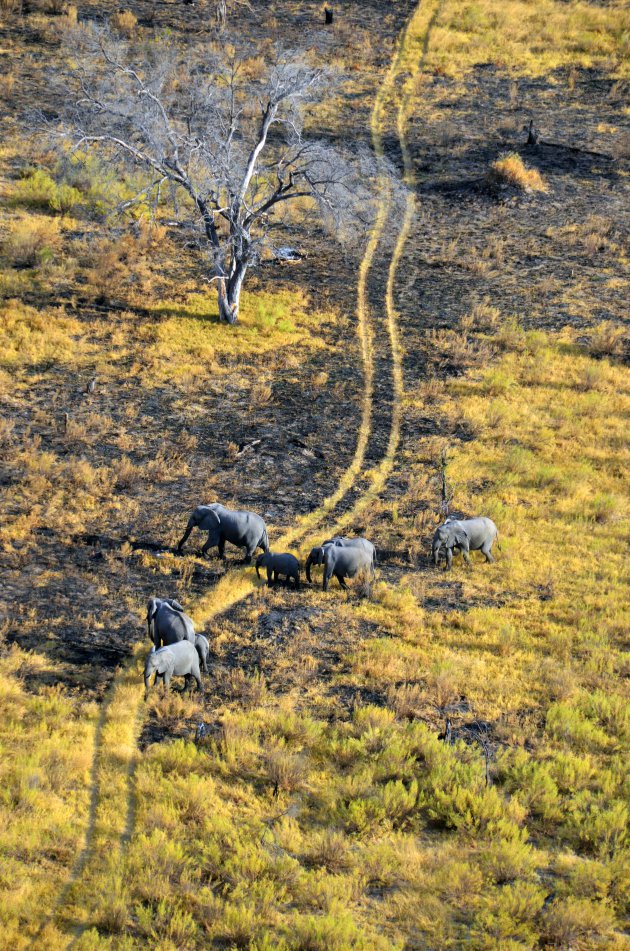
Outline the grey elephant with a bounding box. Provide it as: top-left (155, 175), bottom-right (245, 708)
top-left (147, 597), bottom-right (195, 649)
top-left (256, 551), bottom-right (300, 588)
top-left (194, 633), bottom-right (210, 674)
top-left (305, 536), bottom-right (376, 583)
top-left (432, 516), bottom-right (499, 570)
top-left (144, 641), bottom-right (202, 699)
top-left (321, 544), bottom-right (375, 591)
top-left (177, 503), bottom-right (269, 563)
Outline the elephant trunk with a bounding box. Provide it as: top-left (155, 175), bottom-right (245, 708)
top-left (144, 670), bottom-right (153, 699)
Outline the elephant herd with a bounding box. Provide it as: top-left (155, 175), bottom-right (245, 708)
top-left (143, 503), bottom-right (499, 697)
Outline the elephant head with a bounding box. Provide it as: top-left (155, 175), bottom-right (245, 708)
top-left (432, 521), bottom-right (468, 565)
top-left (305, 545), bottom-right (329, 583)
top-left (144, 647), bottom-right (174, 698)
top-left (255, 552), bottom-right (270, 578)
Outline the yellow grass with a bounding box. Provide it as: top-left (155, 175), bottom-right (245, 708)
top-left (488, 152), bottom-right (548, 192)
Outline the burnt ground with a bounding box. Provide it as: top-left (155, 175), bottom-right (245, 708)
top-left (0, 0), bottom-right (415, 696)
top-left (1, 1), bottom-right (628, 731)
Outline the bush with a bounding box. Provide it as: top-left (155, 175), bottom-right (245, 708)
top-left (111, 9), bottom-right (137, 35)
top-left (13, 169), bottom-right (81, 214)
top-left (542, 897), bottom-right (617, 948)
top-left (588, 321), bottom-right (626, 359)
top-left (488, 152), bottom-right (548, 192)
top-left (3, 216), bottom-right (62, 268)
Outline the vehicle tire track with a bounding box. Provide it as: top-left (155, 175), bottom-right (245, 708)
top-left (46, 4), bottom-right (441, 944)
top-left (329, 0), bottom-right (443, 534)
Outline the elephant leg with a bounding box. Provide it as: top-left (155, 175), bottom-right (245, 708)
top-left (194, 674), bottom-right (203, 695)
top-left (482, 543), bottom-right (495, 563)
top-left (294, 574), bottom-right (300, 590)
top-left (462, 545), bottom-right (472, 566)
top-left (163, 673), bottom-right (172, 692)
top-left (335, 572), bottom-right (349, 590)
top-left (218, 535), bottom-right (226, 559)
top-left (202, 534), bottom-right (215, 557)
top-left (323, 568), bottom-right (332, 592)
top-left (445, 548), bottom-right (453, 571)
top-left (267, 567), bottom-right (273, 586)
top-left (273, 570), bottom-right (280, 584)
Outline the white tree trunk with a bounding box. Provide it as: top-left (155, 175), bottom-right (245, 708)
top-left (217, 267), bottom-right (246, 324)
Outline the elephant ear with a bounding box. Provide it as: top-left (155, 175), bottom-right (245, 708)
top-left (167, 599), bottom-right (184, 612)
top-left (452, 526), bottom-right (468, 546)
top-left (155, 648), bottom-right (172, 674)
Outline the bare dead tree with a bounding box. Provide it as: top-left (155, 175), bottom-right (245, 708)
top-left (41, 30), bottom-right (386, 323)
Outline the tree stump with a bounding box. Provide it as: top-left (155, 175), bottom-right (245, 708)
top-left (525, 119), bottom-right (539, 145)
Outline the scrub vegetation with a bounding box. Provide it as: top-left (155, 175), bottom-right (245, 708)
top-left (0, 0), bottom-right (628, 948)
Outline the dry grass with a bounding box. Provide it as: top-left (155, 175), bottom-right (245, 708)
top-left (487, 152), bottom-right (548, 192)
top-left (2, 215), bottom-right (63, 267)
top-left (111, 9), bottom-right (138, 35)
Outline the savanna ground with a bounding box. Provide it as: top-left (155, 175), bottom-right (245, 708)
top-left (0, 0), bottom-right (629, 948)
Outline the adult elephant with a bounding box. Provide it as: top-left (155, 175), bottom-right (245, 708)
top-left (305, 536), bottom-right (376, 583)
top-left (432, 516), bottom-right (499, 570)
top-left (322, 544), bottom-right (375, 591)
top-left (146, 597), bottom-right (195, 649)
top-left (176, 503), bottom-right (269, 563)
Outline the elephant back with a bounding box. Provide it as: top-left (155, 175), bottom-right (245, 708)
top-left (158, 603), bottom-right (195, 645)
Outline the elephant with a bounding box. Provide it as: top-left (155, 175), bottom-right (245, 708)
top-left (321, 544), bottom-right (375, 591)
top-left (432, 516), bottom-right (499, 570)
top-left (194, 633), bottom-right (210, 674)
top-left (255, 551), bottom-right (300, 588)
top-left (177, 503), bottom-right (269, 563)
top-left (305, 536), bottom-right (376, 583)
top-left (147, 598), bottom-right (195, 649)
top-left (144, 641), bottom-right (202, 699)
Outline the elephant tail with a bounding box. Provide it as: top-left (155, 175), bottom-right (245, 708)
top-left (261, 528), bottom-right (269, 553)
top-left (496, 531), bottom-right (502, 551)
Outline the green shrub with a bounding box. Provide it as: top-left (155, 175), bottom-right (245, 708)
top-left (471, 882), bottom-right (546, 948)
top-left (542, 896), bottom-right (617, 948)
top-left (13, 169), bottom-right (82, 214)
top-left (546, 702), bottom-right (611, 752)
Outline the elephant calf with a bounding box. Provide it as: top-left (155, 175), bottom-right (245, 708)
top-left (144, 641), bottom-right (203, 699)
top-left (256, 551), bottom-right (300, 588)
top-left (432, 516), bottom-right (499, 570)
top-left (194, 633), bottom-right (210, 674)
